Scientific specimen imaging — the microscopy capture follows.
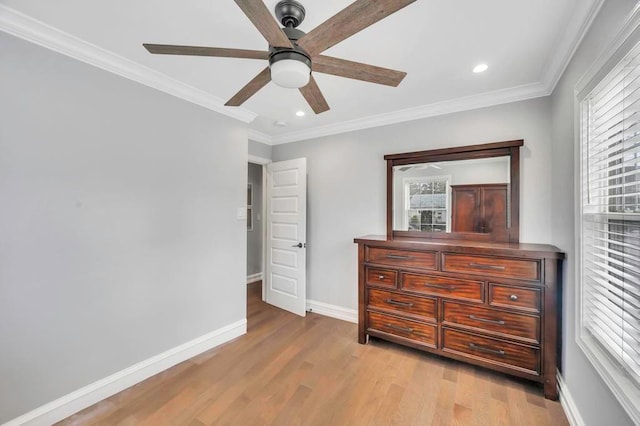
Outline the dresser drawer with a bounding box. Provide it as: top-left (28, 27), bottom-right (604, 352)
top-left (442, 253), bottom-right (540, 281)
top-left (368, 288), bottom-right (436, 322)
top-left (366, 268), bottom-right (397, 289)
top-left (442, 301), bottom-right (539, 343)
top-left (489, 284), bottom-right (541, 313)
top-left (367, 311), bottom-right (437, 348)
top-left (366, 247), bottom-right (437, 270)
top-left (442, 328), bottom-right (540, 375)
top-left (401, 273), bottom-right (484, 303)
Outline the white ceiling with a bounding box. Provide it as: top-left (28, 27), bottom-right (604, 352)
top-left (0, 0), bottom-right (601, 144)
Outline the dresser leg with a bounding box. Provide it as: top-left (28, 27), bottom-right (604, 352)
top-left (543, 377), bottom-right (559, 400)
top-left (358, 331), bottom-right (367, 344)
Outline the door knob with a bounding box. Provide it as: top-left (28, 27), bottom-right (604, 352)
top-left (292, 242), bottom-right (304, 248)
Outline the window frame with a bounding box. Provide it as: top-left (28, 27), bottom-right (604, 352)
top-left (575, 6), bottom-right (640, 423)
top-left (401, 175), bottom-right (452, 232)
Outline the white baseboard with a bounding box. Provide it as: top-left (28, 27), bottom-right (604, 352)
top-left (246, 272), bottom-right (263, 284)
top-left (306, 300), bottom-right (358, 323)
top-left (5, 319), bottom-right (247, 426)
top-left (557, 372), bottom-right (585, 426)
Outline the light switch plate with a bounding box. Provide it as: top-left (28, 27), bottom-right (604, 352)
top-left (237, 207), bottom-right (247, 220)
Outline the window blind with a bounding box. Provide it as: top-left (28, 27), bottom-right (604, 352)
top-left (581, 40), bottom-right (640, 390)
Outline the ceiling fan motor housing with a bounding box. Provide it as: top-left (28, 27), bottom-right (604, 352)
top-left (269, 50), bottom-right (311, 69)
top-left (275, 0), bottom-right (306, 28)
top-left (268, 27), bottom-right (311, 74)
top-left (268, 25), bottom-right (311, 89)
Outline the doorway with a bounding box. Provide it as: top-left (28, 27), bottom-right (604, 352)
top-left (247, 161), bottom-right (265, 293)
top-left (246, 156), bottom-right (308, 317)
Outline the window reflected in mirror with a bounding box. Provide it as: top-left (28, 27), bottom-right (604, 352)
top-left (404, 175), bottom-right (449, 232)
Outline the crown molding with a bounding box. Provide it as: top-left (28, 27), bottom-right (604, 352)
top-left (247, 129), bottom-right (273, 144)
top-left (540, 0), bottom-right (605, 93)
top-left (1, 1), bottom-right (602, 145)
top-left (575, 1), bottom-right (640, 98)
top-left (252, 0), bottom-right (605, 146)
top-left (0, 5), bottom-right (258, 124)
top-left (267, 82), bottom-right (548, 145)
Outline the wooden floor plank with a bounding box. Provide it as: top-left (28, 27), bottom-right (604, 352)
top-left (57, 282), bottom-right (569, 425)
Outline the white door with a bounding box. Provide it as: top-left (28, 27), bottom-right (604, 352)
top-left (265, 158), bottom-right (307, 316)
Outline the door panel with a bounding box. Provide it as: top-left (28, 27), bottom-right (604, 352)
top-left (266, 158), bottom-right (307, 316)
top-left (481, 186), bottom-right (507, 238)
top-left (451, 187), bottom-right (478, 232)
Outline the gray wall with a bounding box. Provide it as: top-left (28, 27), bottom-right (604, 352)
top-left (550, 0), bottom-right (636, 424)
top-left (248, 139), bottom-right (272, 160)
top-left (0, 33), bottom-right (247, 423)
top-left (273, 97), bottom-right (552, 307)
top-left (247, 162), bottom-right (263, 277)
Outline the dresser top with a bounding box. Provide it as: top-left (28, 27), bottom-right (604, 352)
top-left (354, 235), bottom-right (565, 259)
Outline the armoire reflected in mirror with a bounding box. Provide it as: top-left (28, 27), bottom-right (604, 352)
top-left (385, 140), bottom-right (523, 243)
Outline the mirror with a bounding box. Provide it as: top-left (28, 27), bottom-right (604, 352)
top-left (385, 140), bottom-right (523, 243)
top-left (393, 157), bottom-right (510, 232)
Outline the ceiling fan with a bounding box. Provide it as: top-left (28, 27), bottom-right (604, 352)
top-left (143, 0), bottom-right (416, 114)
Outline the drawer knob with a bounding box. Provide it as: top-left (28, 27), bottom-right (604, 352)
top-left (378, 275), bottom-right (385, 280)
top-left (510, 294), bottom-right (519, 301)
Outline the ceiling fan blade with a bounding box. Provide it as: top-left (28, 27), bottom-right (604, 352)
top-left (313, 55), bottom-right (406, 87)
top-left (143, 44), bottom-right (269, 60)
top-left (234, 0), bottom-right (293, 49)
top-left (298, 0), bottom-right (416, 56)
top-left (225, 67), bottom-right (271, 107)
top-left (299, 76), bottom-right (330, 114)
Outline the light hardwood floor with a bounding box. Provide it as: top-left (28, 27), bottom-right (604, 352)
top-left (58, 282), bottom-right (569, 425)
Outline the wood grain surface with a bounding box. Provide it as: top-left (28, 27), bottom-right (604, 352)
top-left (233, 0), bottom-right (292, 48)
top-left (313, 55), bottom-right (407, 86)
top-left (57, 282), bottom-right (568, 425)
top-left (366, 246), bottom-right (438, 270)
top-left (298, 76), bottom-right (330, 114)
top-left (143, 44), bottom-right (270, 60)
top-left (401, 272), bottom-right (485, 303)
top-left (225, 67), bottom-right (271, 106)
top-left (298, 0), bottom-right (417, 56)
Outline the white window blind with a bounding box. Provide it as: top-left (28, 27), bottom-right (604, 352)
top-left (581, 39), bottom-right (640, 396)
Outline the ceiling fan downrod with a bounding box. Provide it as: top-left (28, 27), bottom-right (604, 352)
top-left (275, 0), bottom-right (306, 28)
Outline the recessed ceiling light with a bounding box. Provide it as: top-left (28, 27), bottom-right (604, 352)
top-left (473, 63), bottom-right (489, 73)
top-left (273, 120), bottom-right (288, 127)
top-left (295, 110), bottom-right (305, 117)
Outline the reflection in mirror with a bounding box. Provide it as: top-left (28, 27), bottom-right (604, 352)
top-left (393, 157), bottom-right (510, 233)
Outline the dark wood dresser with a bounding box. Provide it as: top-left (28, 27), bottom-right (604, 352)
top-left (354, 235), bottom-right (564, 399)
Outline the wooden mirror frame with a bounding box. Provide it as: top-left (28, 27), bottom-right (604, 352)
top-left (385, 139), bottom-right (523, 243)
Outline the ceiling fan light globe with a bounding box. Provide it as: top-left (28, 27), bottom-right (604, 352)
top-left (270, 59), bottom-right (311, 89)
